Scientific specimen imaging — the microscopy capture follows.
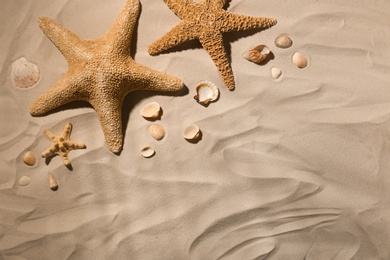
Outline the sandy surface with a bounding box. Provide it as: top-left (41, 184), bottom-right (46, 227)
top-left (1, 0), bottom-right (390, 259)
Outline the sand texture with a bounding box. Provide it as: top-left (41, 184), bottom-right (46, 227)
top-left (1, 0), bottom-right (390, 259)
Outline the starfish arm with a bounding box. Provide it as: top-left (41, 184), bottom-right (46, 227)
top-left (61, 122), bottom-right (72, 140)
top-left (38, 17), bottom-right (92, 64)
top-left (43, 129), bottom-right (56, 141)
top-left (100, 0), bottom-right (140, 55)
top-left (148, 21), bottom-right (198, 55)
top-left (29, 71), bottom-right (90, 116)
top-left (204, 0), bottom-right (227, 8)
top-left (91, 98), bottom-right (124, 153)
top-left (199, 32), bottom-right (235, 90)
top-left (219, 11), bottom-right (277, 33)
top-left (59, 153), bottom-right (71, 166)
top-left (164, 0), bottom-right (194, 18)
top-left (41, 143), bottom-right (58, 158)
top-left (68, 141), bottom-right (87, 150)
top-left (126, 63), bottom-right (184, 92)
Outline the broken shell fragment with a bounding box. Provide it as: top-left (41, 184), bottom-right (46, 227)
top-left (19, 176), bottom-right (31, 186)
top-left (140, 146), bottom-right (155, 158)
top-left (149, 124), bottom-right (165, 141)
top-left (194, 81), bottom-right (219, 106)
top-left (292, 52), bottom-right (308, 69)
top-left (10, 57), bottom-right (40, 88)
top-left (275, 34), bottom-right (293, 49)
top-left (243, 45), bottom-right (271, 64)
top-left (49, 173), bottom-right (58, 191)
top-left (140, 102), bottom-right (161, 120)
top-left (22, 151), bottom-right (36, 166)
top-left (183, 124), bottom-right (200, 140)
top-left (271, 67), bottom-right (282, 79)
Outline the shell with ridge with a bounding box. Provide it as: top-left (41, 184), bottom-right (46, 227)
top-left (140, 102), bottom-right (161, 120)
top-left (149, 124), bottom-right (165, 141)
top-left (194, 81), bottom-right (219, 106)
top-left (11, 57), bottom-right (40, 88)
top-left (275, 34), bottom-right (293, 49)
top-left (242, 45), bottom-right (271, 64)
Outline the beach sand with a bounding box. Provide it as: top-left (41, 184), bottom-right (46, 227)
top-left (1, 0), bottom-right (390, 259)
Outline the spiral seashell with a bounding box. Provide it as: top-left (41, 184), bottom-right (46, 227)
top-left (49, 173), bottom-right (58, 191)
top-left (242, 45), bottom-right (271, 64)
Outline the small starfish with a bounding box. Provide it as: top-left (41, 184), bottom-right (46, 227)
top-left (148, 0), bottom-right (277, 90)
top-left (29, 0), bottom-right (184, 153)
top-left (41, 122), bottom-right (86, 166)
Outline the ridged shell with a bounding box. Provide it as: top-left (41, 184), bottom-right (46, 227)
top-left (11, 57), bottom-right (40, 88)
top-left (149, 124), bottom-right (165, 141)
top-left (275, 34), bottom-right (293, 49)
top-left (49, 173), bottom-right (58, 191)
top-left (242, 45), bottom-right (271, 64)
top-left (182, 124), bottom-right (200, 140)
top-left (140, 102), bottom-right (161, 119)
top-left (194, 81), bottom-right (219, 106)
top-left (292, 52), bottom-right (308, 69)
top-left (22, 151), bottom-right (36, 166)
top-left (140, 146), bottom-right (155, 158)
top-left (19, 176), bottom-right (31, 186)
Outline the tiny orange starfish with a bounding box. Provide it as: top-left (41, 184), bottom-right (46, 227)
top-left (148, 0), bottom-right (277, 90)
top-left (41, 122), bottom-right (86, 166)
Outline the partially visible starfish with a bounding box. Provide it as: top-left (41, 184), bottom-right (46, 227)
top-left (29, 0), bottom-right (183, 153)
top-left (148, 0), bottom-right (277, 90)
top-left (41, 122), bottom-right (86, 166)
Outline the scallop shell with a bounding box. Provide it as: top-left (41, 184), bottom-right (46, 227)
top-left (140, 102), bottom-right (161, 119)
top-left (182, 124), bottom-right (200, 140)
top-left (140, 146), bottom-right (155, 158)
top-left (49, 173), bottom-right (58, 191)
top-left (22, 151), bottom-right (36, 166)
top-left (10, 57), bottom-right (40, 88)
top-left (194, 81), bottom-right (219, 106)
top-left (271, 67), bottom-right (282, 79)
top-left (242, 45), bottom-right (271, 64)
top-left (275, 34), bottom-right (293, 49)
top-left (149, 124), bottom-right (165, 141)
top-left (19, 176), bottom-right (31, 186)
top-left (292, 52), bottom-right (308, 69)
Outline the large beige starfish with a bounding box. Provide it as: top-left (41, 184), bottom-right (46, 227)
top-left (148, 0), bottom-right (277, 90)
top-left (42, 122), bottom-right (86, 166)
top-left (29, 0), bottom-right (184, 153)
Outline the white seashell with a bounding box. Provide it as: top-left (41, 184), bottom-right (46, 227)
top-left (275, 34), bottom-right (293, 49)
top-left (19, 176), bottom-right (31, 186)
top-left (271, 67), bottom-right (282, 79)
top-left (49, 173), bottom-right (58, 191)
top-left (242, 45), bottom-right (271, 64)
top-left (140, 102), bottom-right (161, 119)
top-left (149, 124), bottom-right (165, 141)
top-left (10, 57), bottom-right (40, 88)
top-left (140, 146), bottom-right (155, 158)
top-left (182, 124), bottom-right (200, 140)
top-left (292, 52), bottom-right (308, 69)
top-left (22, 151), bottom-right (36, 166)
top-left (194, 81), bottom-right (219, 106)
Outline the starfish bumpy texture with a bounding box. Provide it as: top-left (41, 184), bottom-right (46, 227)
top-left (29, 0), bottom-right (184, 153)
top-left (148, 0), bottom-right (277, 90)
top-left (42, 122), bottom-right (86, 166)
